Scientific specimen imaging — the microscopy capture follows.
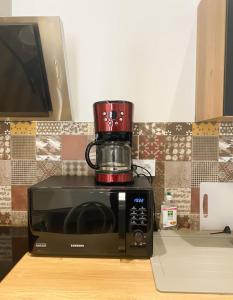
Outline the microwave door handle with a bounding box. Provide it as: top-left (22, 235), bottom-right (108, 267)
top-left (118, 197), bottom-right (126, 253)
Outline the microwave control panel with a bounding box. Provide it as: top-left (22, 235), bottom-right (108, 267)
top-left (126, 191), bottom-right (153, 257)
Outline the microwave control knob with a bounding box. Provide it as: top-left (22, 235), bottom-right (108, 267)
top-left (133, 230), bottom-right (144, 244)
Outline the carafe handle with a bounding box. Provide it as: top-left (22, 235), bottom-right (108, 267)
top-left (85, 140), bottom-right (100, 170)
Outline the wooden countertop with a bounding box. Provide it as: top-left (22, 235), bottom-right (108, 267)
top-left (0, 254), bottom-right (232, 300)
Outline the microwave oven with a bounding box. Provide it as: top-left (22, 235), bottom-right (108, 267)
top-left (28, 176), bottom-right (154, 258)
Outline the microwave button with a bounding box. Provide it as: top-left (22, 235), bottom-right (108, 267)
top-left (139, 216), bottom-right (147, 221)
top-left (140, 220), bottom-right (147, 226)
top-left (130, 206), bottom-right (137, 211)
top-left (130, 212), bottom-right (137, 216)
top-left (139, 211), bottom-right (146, 215)
top-left (130, 220), bottom-right (137, 225)
top-left (138, 207), bottom-right (147, 212)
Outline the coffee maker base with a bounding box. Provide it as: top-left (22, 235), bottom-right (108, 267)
top-left (96, 172), bottom-right (134, 184)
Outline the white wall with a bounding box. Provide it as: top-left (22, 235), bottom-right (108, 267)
top-left (12, 0), bottom-right (199, 122)
top-left (0, 0), bottom-right (12, 16)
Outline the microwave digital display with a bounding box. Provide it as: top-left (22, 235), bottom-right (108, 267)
top-left (133, 197), bottom-right (144, 203)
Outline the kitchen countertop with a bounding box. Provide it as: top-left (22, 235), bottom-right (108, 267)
top-left (0, 252), bottom-right (233, 300)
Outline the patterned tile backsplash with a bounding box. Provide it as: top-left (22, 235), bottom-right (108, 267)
top-left (0, 120), bottom-right (233, 230)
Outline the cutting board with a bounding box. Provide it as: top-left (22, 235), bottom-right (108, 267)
top-left (151, 231), bottom-right (233, 294)
top-left (200, 182), bottom-right (233, 230)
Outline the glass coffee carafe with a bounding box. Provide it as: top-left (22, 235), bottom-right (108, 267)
top-left (85, 141), bottom-right (132, 173)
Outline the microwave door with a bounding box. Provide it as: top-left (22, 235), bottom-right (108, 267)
top-left (29, 189), bottom-right (126, 257)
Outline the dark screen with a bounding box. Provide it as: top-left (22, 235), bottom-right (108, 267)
top-left (0, 23), bottom-right (52, 116)
top-left (109, 111), bottom-right (117, 119)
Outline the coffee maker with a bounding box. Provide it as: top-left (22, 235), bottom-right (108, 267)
top-left (85, 100), bottom-right (134, 184)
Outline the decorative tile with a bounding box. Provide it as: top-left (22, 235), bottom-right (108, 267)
top-left (191, 187), bottom-right (200, 213)
top-left (153, 161), bottom-right (164, 188)
top-left (177, 215), bottom-right (191, 229)
top-left (61, 122), bottom-right (93, 135)
top-left (0, 135), bottom-right (11, 159)
top-left (132, 135), bottom-right (139, 159)
top-left (192, 136), bottom-right (219, 161)
top-left (165, 188), bottom-right (191, 214)
top-left (189, 214), bottom-right (200, 231)
top-left (192, 122), bottom-right (219, 136)
top-left (87, 123), bottom-right (95, 135)
top-left (219, 136), bottom-right (233, 162)
top-left (10, 121), bottom-right (36, 135)
top-left (165, 162), bottom-right (191, 188)
top-left (0, 186), bottom-right (11, 212)
top-left (11, 186), bottom-right (28, 211)
top-left (153, 187), bottom-right (164, 214)
top-left (36, 121), bottom-right (62, 135)
top-left (165, 123), bottom-right (192, 136)
top-left (0, 161), bottom-right (11, 185)
top-left (61, 135), bottom-right (88, 160)
top-left (11, 160), bottom-right (36, 185)
top-left (62, 160), bottom-right (94, 176)
top-left (36, 161), bottom-right (62, 182)
top-left (0, 121), bottom-right (10, 135)
top-left (0, 237), bottom-right (12, 259)
top-left (139, 123), bottom-right (166, 136)
top-left (165, 135), bottom-right (192, 161)
top-left (132, 159), bottom-right (156, 176)
top-left (218, 162), bottom-right (233, 182)
top-left (139, 135), bottom-right (165, 160)
top-left (36, 136), bottom-right (61, 161)
top-left (0, 211), bottom-right (12, 225)
top-left (219, 122), bottom-right (233, 135)
top-left (11, 136), bottom-right (36, 160)
top-left (191, 161), bottom-right (219, 187)
top-left (10, 227), bottom-right (28, 236)
top-left (11, 211), bottom-right (27, 226)
top-left (133, 123), bottom-right (140, 135)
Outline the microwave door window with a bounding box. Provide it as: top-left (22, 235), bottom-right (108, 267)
top-left (30, 189), bottom-right (124, 257)
top-left (31, 207), bottom-right (70, 233)
top-left (30, 190), bottom-right (119, 235)
top-left (63, 202), bottom-right (116, 234)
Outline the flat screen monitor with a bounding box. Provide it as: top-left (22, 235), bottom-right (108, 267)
top-left (0, 23), bottom-right (52, 117)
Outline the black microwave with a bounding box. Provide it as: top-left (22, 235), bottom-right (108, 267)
top-left (28, 176), bottom-right (154, 258)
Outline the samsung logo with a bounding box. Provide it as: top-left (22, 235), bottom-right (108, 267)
top-left (70, 244), bottom-right (85, 248)
top-left (35, 242), bottom-right (47, 248)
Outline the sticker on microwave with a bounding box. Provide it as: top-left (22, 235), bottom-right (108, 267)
top-left (35, 242), bottom-right (47, 248)
top-left (70, 244), bottom-right (85, 248)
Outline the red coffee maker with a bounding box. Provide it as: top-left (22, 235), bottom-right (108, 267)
top-left (85, 100), bottom-right (134, 184)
